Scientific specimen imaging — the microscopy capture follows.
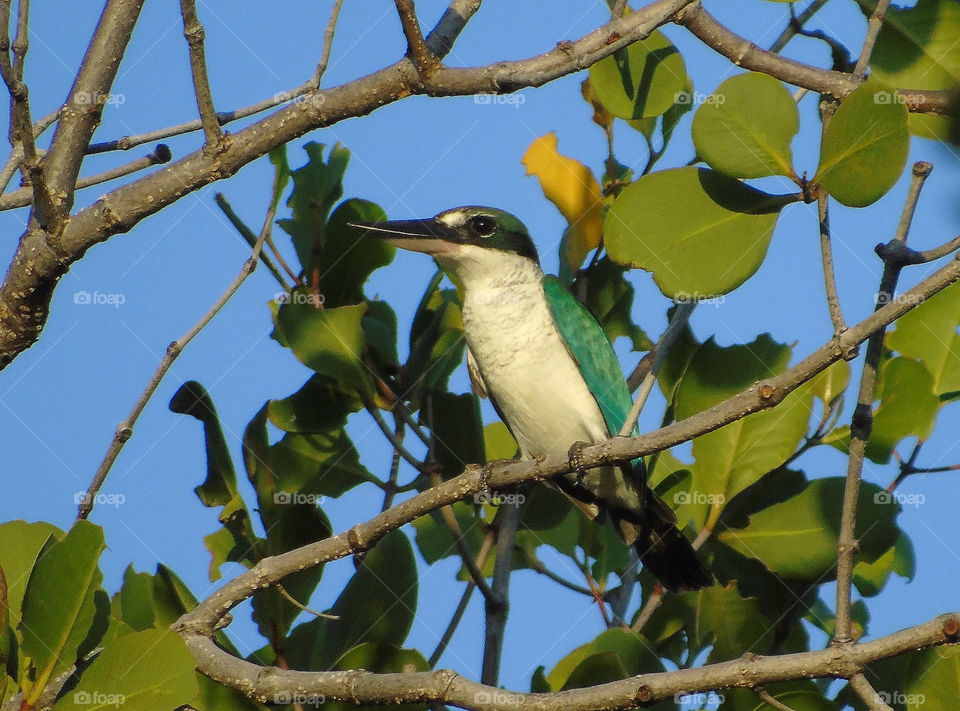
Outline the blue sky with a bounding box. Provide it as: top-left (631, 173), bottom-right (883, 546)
top-left (1, 0), bottom-right (958, 695)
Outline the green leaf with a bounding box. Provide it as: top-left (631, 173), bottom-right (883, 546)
top-left (867, 357), bottom-right (938, 463)
top-left (888, 280), bottom-right (960, 396)
top-left (853, 532), bottom-right (915, 597)
top-left (901, 644), bottom-right (960, 710)
top-left (268, 144), bottom-right (291, 208)
top-left (690, 584), bottom-right (776, 663)
top-left (546, 628), bottom-right (664, 691)
top-left (269, 430), bottom-right (375, 499)
top-left (274, 302), bottom-right (373, 395)
top-left (52, 629), bottom-right (197, 711)
top-left (413, 501), bottom-right (486, 565)
top-left (362, 299), bottom-right (399, 374)
top-left (809, 359), bottom-right (850, 408)
top-left (321, 199), bottom-right (395, 308)
top-left (589, 30), bottom-right (688, 119)
top-left (169, 381), bottom-right (239, 509)
top-left (582, 257), bottom-right (652, 351)
top-left (110, 565), bottom-right (155, 632)
top-left (0, 520), bottom-right (60, 629)
top-left (721, 681), bottom-right (840, 710)
top-left (692, 72), bottom-right (799, 178)
top-left (404, 281), bottom-right (466, 399)
top-left (278, 142), bottom-right (350, 270)
top-left (268, 374), bottom-right (363, 434)
top-left (605, 167), bottom-right (787, 299)
top-left (20, 521), bottom-right (105, 702)
top-left (425, 392), bottom-right (484, 476)
top-left (863, 0), bottom-right (960, 141)
top-left (252, 502), bottom-right (332, 642)
top-left (814, 81), bottom-right (909, 207)
top-left (675, 336), bottom-right (814, 519)
top-left (483, 422), bottom-right (517, 461)
top-left (717, 479), bottom-right (901, 581)
top-left (286, 530), bottom-right (418, 671)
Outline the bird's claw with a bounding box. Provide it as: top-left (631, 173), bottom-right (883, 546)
top-left (568, 441), bottom-right (590, 487)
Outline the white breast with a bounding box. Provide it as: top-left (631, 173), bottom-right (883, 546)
top-left (459, 261), bottom-right (609, 459)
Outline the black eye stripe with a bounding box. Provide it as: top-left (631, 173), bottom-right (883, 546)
top-left (470, 215), bottom-right (497, 236)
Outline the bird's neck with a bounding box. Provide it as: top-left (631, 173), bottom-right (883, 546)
top-left (438, 251), bottom-right (543, 297)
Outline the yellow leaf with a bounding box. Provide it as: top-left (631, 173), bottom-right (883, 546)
top-left (522, 133), bottom-right (603, 275)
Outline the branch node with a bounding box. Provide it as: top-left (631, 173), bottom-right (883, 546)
top-left (346, 525), bottom-right (365, 554)
top-left (634, 684), bottom-right (654, 704)
top-left (943, 617), bottom-right (960, 640)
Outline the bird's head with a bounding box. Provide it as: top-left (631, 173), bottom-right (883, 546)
top-left (350, 206), bottom-right (540, 283)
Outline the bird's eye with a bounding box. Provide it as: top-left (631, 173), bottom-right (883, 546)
top-left (470, 215), bottom-right (497, 237)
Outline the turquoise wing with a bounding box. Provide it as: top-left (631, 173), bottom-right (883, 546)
top-left (542, 276), bottom-right (634, 437)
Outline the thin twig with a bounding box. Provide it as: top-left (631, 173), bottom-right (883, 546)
top-left (767, 0), bottom-right (830, 53)
top-left (429, 583), bottom-right (474, 667)
top-left (365, 396), bottom-right (428, 473)
top-left (76, 177), bottom-right (279, 520)
top-left (917, 235), bottom-right (960, 263)
top-left (179, 0), bottom-right (222, 146)
top-left (852, 0), bottom-right (891, 79)
top-left (395, 0), bottom-right (438, 75)
top-left (273, 583), bottom-right (339, 620)
top-left (832, 162), bottom-right (933, 643)
top-left (427, 470), bottom-right (497, 603)
top-left (619, 302), bottom-right (694, 437)
top-left (428, 530), bottom-right (494, 667)
top-left (0, 144), bottom-right (172, 211)
top-left (847, 673), bottom-right (894, 711)
top-left (816, 99), bottom-right (847, 337)
top-left (0, 107), bottom-right (57, 193)
top-left (526, 556), bottom-right (593, 596)
top-left (381, 415), bottom-right (404, 512)
top-left (213, 193), bottom-right (289, 287)
top-left (754, 686), bottom-right (802, 711)
top-left (481, 501), bottom-right (521, 686)
top-left (611, 0), bottom-right (629, 18)
top-left (10, 0), bottom-right (27, 81)
top-left (312, 0), bottom-right (345, 87)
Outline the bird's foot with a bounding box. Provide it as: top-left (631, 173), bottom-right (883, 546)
top-left (567, 440), bottom-right (591, 487)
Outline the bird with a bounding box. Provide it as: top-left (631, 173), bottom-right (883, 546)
top-left (351, 206), bottom-right (712, 592)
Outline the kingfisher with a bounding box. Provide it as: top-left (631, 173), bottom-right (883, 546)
top-left (351, 206), bottom-right (712, 592)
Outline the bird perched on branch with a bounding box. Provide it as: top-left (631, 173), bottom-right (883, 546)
top-left (351, 206), bottom-right (712, 592)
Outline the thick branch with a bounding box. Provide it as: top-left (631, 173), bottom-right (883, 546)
top-left (833, 162), bottom-right (932, 644)
top-left (676, 1), bottom-right (958, 116)
top-left (43, 0), bottom-right (144, 217)
top-left (175, 250), bottom-right (960, 642)
top-left (179, 0), bottom-right (223, 146)
top-left (0, 145), bottom-right (171, 211)
top-left (179, 614), bottom-right (960, 709)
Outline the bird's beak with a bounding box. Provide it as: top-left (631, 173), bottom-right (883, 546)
top-left (348, 219), bottom-right (459, 255)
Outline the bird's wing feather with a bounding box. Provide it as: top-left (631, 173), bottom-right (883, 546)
top-left (541, 276), bottom-right (634, 437)
top-left (466, 348), bottom-right (488, 399)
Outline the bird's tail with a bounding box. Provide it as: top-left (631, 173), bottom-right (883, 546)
top-left (613, 488), bottom-right (713, 593)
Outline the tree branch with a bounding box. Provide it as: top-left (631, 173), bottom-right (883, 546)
top-left (2, 0), bottom-right (957, 371)
top-left (43, 0), bottom-right (144, 217)
top-left (847, 672), bottom-right (894, 711)
top-left (312, 0), bottom-right (345, 88)
top-left (0, 144), bottom-right (171, 211)
top-left (177, 248), bottom-right (960, 630)
top-left (852, 0), bottom-right (891, 79)
top-left (76, 177), bottom-right (279, 520)
top-left (179, 0), bottom-right (223, 147)
top-left (481, 501), bottom-right (521, 686)
top-left (832, 162), bottom-right (933, 644)
top-left (395, 0), bottom-right (438, 77)
top-left (676, 1), bottom-right (958, 116)
top-left (178, 613), bottom-right (960, 709)
top-left (767, 0), bottom-right (830, 54)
